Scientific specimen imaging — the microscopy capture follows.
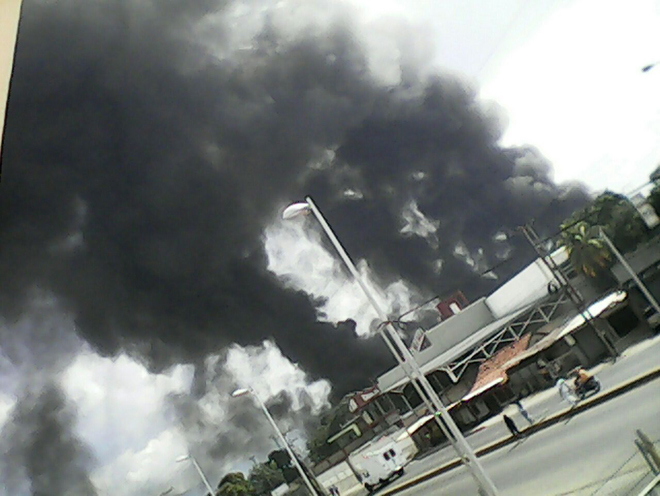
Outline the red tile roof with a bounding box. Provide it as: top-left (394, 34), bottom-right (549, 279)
top-left (462, 334), bottom-right (531, 402)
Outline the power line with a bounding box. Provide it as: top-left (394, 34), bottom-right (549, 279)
top-left (474, 0), bottom-right (532, 80)
top-left (475, 179), bottom-right (655, 276)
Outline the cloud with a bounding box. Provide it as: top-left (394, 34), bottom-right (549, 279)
top-left (264, 218), bottom-right (421, 335)
top-left (61, 352), bottom-right (193, 464)
top-left (480, 0), bottom-right (660, 193)
top-left (91, 429), bottom-right (193, 496)
top-left (0, 0), bottom-right (605, 492)
top-left (55, 342), bottom-right (330, 496)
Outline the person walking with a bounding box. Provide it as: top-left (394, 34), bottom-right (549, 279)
top-left (556, 378), bottom-right (578, 407)
top-left (503, 414), bottom-right (521, 439)
top-left (514, 399), bottom-right (534, 425)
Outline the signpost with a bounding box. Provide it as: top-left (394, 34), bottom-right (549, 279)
top-left (410, 328), bottom-right (427, 354)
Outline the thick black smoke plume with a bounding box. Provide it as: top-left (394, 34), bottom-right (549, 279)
top-left (1, 0), bottom-right (588, 398)
top-left (0, 383), bottom-right (97, 496)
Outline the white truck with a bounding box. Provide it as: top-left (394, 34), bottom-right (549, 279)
top-left (357, 442), bottom-right (405, 493)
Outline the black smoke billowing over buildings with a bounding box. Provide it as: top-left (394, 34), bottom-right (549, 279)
top-left (0, 0), bottom-right (588, 398)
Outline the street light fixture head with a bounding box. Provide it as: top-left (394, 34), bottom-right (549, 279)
top-left (282, 202), bottom-right (311, 220)
top-left (231, 388), bottom-right (251, 398)
top-left (175, 455), bottom-right (190, 463)
top-left (642, 64), bottom-right (655, 72)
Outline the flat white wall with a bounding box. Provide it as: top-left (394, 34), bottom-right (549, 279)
top-left (486, 249), bottom-right (568, 319)
top-left (316, 460), bottom-right (360, 495)
top-left (425, 298), bottom-right (494, 351)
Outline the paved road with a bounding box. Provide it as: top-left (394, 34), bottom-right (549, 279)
top-left (390, 377), bottom-right (660, 495)
top-left (381, 335), bottom-right (660, 491)
top-left (354, 334), bottom-right (660, 496)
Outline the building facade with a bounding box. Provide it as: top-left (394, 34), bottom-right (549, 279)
top-left (341, 247), bottom-right (649, 452)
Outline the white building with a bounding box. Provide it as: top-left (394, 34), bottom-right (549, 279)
top-left (377, 248), bottom-right (572, 395)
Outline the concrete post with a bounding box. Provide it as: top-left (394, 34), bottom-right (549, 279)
top-left (637, 429), bottom-right (660, 475)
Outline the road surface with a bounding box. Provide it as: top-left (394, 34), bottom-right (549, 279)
top-left (358, 334), bottom-right (660, 496)
top-left (382, 374), bottom-right (660, 495)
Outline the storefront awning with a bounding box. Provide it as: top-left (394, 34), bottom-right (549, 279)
top-left (461, 333), bottom-right (532, 402)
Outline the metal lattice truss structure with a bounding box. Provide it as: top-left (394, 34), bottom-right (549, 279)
top-left (440, 290), bottom-right (574, 383)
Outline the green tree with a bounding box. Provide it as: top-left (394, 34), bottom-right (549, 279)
top-left (557, 191), bottom-right (650, 293)
top-left (650, 164), bottom-right (660, 184)
top-left (307, 421), bottom-right (332, 464)
top-left (215, 472), bottom-right (255, 496)
top-left (248, 460), bottom-right (285, 495)
top-left (560, 191), bottom-right (648, 254)
top-left (559, 221), bottom-right (612, 278)
top-left (306, 400), bottom-right (352, 463)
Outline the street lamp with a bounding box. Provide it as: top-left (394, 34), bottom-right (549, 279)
top-left (176, 454), bottom-right (216, 496)
top-left (283, 196), bottom-right (499, 496)
top-left (231, 387), bottom-right (318, 496)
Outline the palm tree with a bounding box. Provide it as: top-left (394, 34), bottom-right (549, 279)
top-left (559, 221), bottom-right (612, 278)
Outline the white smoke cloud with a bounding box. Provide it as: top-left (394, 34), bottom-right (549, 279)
top-left (55, 340), bottom-right (330, 496)
top-left (225, 340), bottom-right (331, 412)
top-left (264, 217), bottom-right (422, 335)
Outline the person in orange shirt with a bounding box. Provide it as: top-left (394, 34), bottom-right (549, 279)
top-left (575, 368), bottom-right (591, 387)
top-left (574, 367), bottom-right (600, 399)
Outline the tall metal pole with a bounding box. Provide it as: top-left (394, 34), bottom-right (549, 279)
top-left (303, 196), bottom-right (499, 496)
top-left (599, 228), bottom-right (660, 317)
top-left (250, 389), bottom-right (318, 496)
top-left (188, 456), bottom-right (216, 496)
top-left (519, 224), bottom-right (618, 358)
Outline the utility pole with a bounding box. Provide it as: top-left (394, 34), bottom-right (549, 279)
top-left (519, 224), bottom-right (618, 358)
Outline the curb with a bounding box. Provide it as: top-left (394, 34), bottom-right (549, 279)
top-left (377, 367), bottom-right (660, 496)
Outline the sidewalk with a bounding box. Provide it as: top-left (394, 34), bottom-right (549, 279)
top-left (471, 331), bottom-right (660, 433)
top-left (378, 366), bottom-right (660, 496)
top-left (326, 333), bottom-right (660, 496)
top-left (405, 334), bottom-right (660, 465)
